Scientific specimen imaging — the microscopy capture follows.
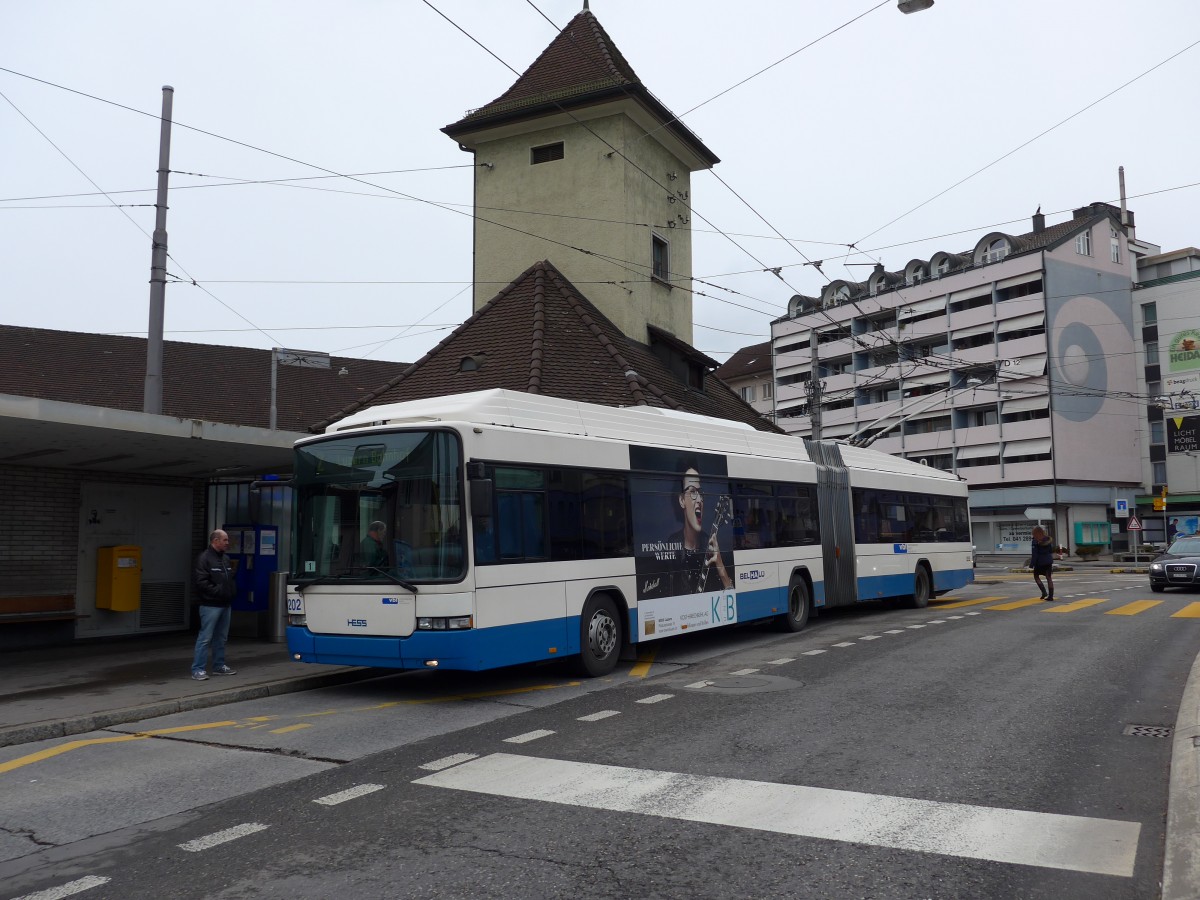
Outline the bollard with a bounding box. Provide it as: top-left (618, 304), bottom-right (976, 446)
top-left (267, 570), bottom-right (288, 643)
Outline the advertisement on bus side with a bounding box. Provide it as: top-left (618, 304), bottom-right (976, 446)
top-left (629, 446), bottom-right (737, 641)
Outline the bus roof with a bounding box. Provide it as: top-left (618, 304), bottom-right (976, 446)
top-left (319, 389), bottom-right (960, 484)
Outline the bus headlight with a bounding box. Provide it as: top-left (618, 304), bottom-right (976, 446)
top-left (417, 616), bottom-right (473, 630)
top-left (288, 614), bottom-right (307, 626)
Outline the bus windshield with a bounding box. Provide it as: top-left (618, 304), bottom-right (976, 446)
top-left (292, 430), bottom-right (464, 583)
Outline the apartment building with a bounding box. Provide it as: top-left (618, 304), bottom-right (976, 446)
top-left (770, 202), bottom-right (1147, 556)
top-left (1136, 247), bottom-right (1200, 545)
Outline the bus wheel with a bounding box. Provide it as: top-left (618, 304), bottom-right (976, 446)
top-left (910, 566), bottom-right (931, 609)
top-left (777, 580), bottom-right (811, 632)
top-left (577, 595), bottom-right (621, 677)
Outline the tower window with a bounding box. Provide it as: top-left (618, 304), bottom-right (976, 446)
top-left (652, 233), bottom-right (670, 282)
top-left (530, 142), bottom-right (564, 165)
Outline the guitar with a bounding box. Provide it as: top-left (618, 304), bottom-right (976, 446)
top-left (693, 494), bottom-right (733, 593)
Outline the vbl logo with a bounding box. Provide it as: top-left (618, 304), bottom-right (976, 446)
top-left (347, 618), bottom-right (367, 627)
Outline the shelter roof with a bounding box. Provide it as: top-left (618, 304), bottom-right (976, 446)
top-left (0, 326), bottom-right (409, 432)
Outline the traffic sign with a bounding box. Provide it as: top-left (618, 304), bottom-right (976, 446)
top-left (1114, 499), bottom-right (1129, 518)
top-left (1127, 515), bottom-right (1143, 531)
top-left (1024, 507), bottom-right (1053, 520)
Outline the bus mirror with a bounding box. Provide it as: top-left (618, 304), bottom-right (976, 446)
top-left (470, 479), bottom-right (493, 518)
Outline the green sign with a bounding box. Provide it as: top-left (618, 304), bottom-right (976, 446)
top-left (1169, 330), bottom-right (1200, 372)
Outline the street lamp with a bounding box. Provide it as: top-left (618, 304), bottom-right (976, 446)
top-left (897, 0), bottom-right (935, 12)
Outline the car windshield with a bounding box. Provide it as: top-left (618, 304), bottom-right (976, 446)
top-left (1168, 538), bottom-right (1200, 556)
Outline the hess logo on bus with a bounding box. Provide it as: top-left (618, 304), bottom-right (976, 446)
top-left (347, 618), bottom-right (368, 627)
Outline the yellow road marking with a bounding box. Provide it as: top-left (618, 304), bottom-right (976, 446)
top-left (986, 597), bottom-right (1047, 611)
top-left (1107, 600), bottom-right (1163, 616)
top-left (628, 649), bottom-right (656, 678)
top-left (935, 596), bottom-right (1005, 609)
top-left (0, 721), bottom-right (238, 776)
top-left (246, 716), bottom-right (277, 722)
top-left (1044, 598), bottom-right (1107, 613)
top-left (1172, 603), bottom-right (1200, 619)
top-left (269, 724), bottom-right (312, 734)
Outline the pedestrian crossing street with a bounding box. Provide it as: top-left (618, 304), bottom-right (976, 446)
top-left (933, 594), bottom-right (1200, 618)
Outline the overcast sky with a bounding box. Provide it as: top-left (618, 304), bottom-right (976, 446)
top-left (3, 1), bottom-right (1197, 367)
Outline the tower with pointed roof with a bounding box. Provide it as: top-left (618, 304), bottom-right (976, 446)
top-left (443, 4), bottom-right (718, 346)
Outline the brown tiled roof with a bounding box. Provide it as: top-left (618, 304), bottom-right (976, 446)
top-left (443, 9), bottom-right (719, 167)
top-left (313, 260), bottom-right (781, 434)
top-left (0, 326), bottom-right (410, 432)
top-left (461, 9), bottom-right (641, 121)
top-left (715, 341), bottom-right (772, 381)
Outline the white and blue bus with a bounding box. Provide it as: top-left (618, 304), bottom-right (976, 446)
top-left (285, 389), bottom-right (973, 676)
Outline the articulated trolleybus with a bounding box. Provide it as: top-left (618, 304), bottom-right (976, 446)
top-left (285, 389), bottom-right (973, 676)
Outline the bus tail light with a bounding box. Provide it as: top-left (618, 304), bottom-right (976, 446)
top-left (417, 616), bottom-right (473, 631)
top-left (288, 614), bottom-right (307, 626)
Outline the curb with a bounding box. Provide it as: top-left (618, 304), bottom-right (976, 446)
top-left (1006, 566), bottom-right (1075, 574)
top-left (0, 667), bottom-right (381, 749)
top-left (1164, 649), bottom-right (1200, 899)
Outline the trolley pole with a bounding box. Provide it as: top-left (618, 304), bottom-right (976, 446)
top-left (807, 329), bottom-right (823, 441)
top-left (143, 85), bottom-right (174, 415)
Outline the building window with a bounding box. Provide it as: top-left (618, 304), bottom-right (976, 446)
top-left (1075, 230), bottom-right (1092, 256)
top-left (762, 382), bottom-right (773, 400)
top-left (982, 239), bottom-right (1008, 263)
top-left (1151, 421), bottom-right (1165, 444)
top-left (1143, 303), bottom-right (1158, 325)
top-left (530, 142), bottom-right (565, 165)
top-left (740, 385), bottom-right (756, 402)
top-left (1153, 461), bottom-right (1167, 484)
top-left (1111, 226), bottom-right (1121, 264)
top-left (651, 234), bottom-right (669, 282)
top-left (1145, 341), bottom-right (1159, 364)
top-left (968, 408), bottom-right (998, 427)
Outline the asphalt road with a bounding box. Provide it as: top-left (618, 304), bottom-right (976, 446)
top-left (3, 568), bottom-right (1198, 899)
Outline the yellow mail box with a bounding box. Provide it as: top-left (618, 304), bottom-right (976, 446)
top-left (97, 545), bottom-right (141, 612)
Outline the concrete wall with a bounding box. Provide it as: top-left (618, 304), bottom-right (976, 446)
top-left (472, 112), bottom-right (694, 343)
top-left (0, 464), bottom-right (205, 648)
top-left (1045, 233), bottom-right (1140, 487)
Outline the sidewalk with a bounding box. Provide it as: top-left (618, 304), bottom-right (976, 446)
top-left (0, 632), bottom-right (377, 748)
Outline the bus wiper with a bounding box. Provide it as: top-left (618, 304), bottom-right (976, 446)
top-left (294, 573), bottom-right (353, 593)
top-left (364, 566), bottom-right (419, 593)
top-left (294, 568), bottom-right (418, 593)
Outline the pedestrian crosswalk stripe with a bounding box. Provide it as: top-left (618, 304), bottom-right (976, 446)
top-left (1044, 598), bottom-right (1107, 614)
top-left (1106, 601), bottom-right (1162, 616)
top-left (413, 753), bottom-right (1140, 877)
top-left (986, 597), bottom-right (1046, 611)
top-left (935, 596), bottom-right (1004, 609)
top-left (1171, 603), bottom-right (1200, 619)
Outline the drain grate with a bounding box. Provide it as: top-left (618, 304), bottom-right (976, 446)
top-left (1123, 724), bottom-right (1173, 738)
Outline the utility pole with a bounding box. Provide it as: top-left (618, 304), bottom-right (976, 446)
top-left (806, 329), bottom-right (823, 441)
top-left (143, 85), bottom-right (174, 415)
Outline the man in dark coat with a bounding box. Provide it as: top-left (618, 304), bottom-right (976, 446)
top-left (191, 529), bottom-right (238, 680)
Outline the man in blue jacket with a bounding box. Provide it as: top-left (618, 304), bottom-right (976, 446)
top-left (191, 529), bottom-right (238, 680)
